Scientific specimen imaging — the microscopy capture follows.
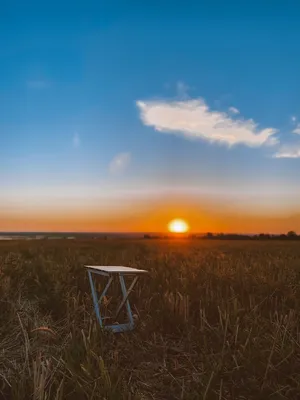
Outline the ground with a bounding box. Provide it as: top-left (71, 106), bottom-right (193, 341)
top-left (0, 239), bottom-right (300, 399)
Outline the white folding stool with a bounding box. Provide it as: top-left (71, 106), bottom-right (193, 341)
top-left (85, 266), bottom-right (148, 333)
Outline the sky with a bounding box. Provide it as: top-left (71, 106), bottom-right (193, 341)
top-left (1, 1), bottom-right (300, 233)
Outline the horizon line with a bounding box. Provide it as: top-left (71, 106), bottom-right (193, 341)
top-left (0, 231), bottom-right (296, 236)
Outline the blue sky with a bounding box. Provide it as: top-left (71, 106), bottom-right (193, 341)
top-left (1, 1), bottom-right (300, 232)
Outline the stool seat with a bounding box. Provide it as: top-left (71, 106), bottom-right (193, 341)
top-left (85, 265), bottom-right (148, 275)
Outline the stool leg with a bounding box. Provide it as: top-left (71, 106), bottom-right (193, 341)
top-left (117, 275), bottom-right (138, 326)
top-left (88, 270), bottom-right (102, 328)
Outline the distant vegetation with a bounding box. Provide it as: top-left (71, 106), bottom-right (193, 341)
top-left (201, 230), bottom-right (299, 240)
top-left (144, 230), bottom-right (300, 240)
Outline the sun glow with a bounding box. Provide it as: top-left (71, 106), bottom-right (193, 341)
top-left (168, 219), bottom-right (189, 233)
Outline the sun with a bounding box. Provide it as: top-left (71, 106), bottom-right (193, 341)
top-left (168, 219), bottom-right (189, 233)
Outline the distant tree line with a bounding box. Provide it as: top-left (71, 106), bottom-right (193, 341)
top-left (143, 231), bottom-right (300, 240)
top-left (143, 234), bottom-right (169, 239)
top-left (200, 231), bottom-right (299, 240)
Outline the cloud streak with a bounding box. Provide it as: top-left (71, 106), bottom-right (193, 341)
top-left (176, 81), bottom-right (190, 98)
top-left (292, 124), bottom-right (300, 135)
top-left (229, 106), bottom-right (240, 115)
top-left (109, 152), bottom-right (131, 174)
top-left (136, 98), bottom-right (278, 147)
top-left (26, 80), bottom-right (50, 89)
top-left (73, 133), bottom-right (80, 148)
top-left (273, 143), bottom-right (300, 159)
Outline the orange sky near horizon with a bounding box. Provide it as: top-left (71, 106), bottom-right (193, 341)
top-left (1, 197), bottom-right (299, 234)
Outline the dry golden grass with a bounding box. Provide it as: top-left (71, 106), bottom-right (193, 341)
top-left (0, 239), bottom-right (300, 399)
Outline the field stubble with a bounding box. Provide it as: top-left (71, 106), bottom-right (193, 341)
top-left (0, 239), bottom-right (300, 399)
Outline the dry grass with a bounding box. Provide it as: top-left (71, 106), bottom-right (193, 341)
top-left (0, 239), bottom-right (300, 399)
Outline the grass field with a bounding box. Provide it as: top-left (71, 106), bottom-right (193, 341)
top-left (1, 239), bottom-right (300, 399)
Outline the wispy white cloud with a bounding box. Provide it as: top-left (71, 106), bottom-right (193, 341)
top-left (26, 80), bottom-right (50, 89)
top-left (291, 116), bottom-right (297, 123)
top-left (136, 97), bottom-right (278, 147)
top-left (273, 143), bottom-right (300, 158)
top-left (73, 132), bottom-right (80, 148)
top-left (292, 124), bottom-right (300, 135)
top-left (176, 81), bottom-right (190, 99)
top-left (109, 152), bottom-right (131, 174)
top-left (229, 106), bottom-right (240, 115)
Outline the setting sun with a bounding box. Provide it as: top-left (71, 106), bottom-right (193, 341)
top-left (168, 219), bottom-right (189, 233)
